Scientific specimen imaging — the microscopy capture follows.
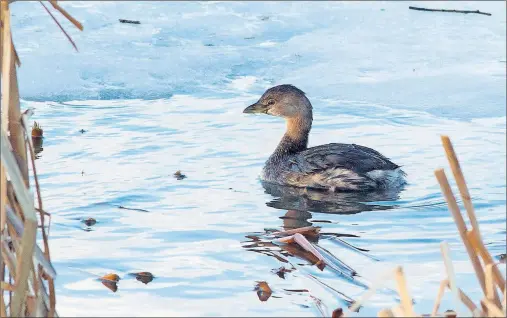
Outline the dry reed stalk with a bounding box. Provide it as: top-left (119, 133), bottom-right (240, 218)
top-left (1, 166), bottom-right (6, 232)
top-left (466, 230), bottom-right (506, 294)
top-left (440, 242), bottom-right (462, 315)
top-left (22, 114), bottom-right (51, 259)
top-left (349, 269), bottom-right (393, 312)
top-left (481, 299), bottom-right (504, 317)
top-left (271, 226), bottom-right (321, 237)
top-left (23, 121), bottom-right (57, 317)
top-left (1, 2), bottom-right (28, 187)
top-left (485, 264), bottom-right (496, 304)
top-left (276, 235), bottom-right (295, 244)
top-left (49, 0), bottom-right (83, 30)
top-left (441, 136), bottom-right (506, 294)
top-left (293, 233), bottom-right (326, 265)
top-left (1, 1), bottom-right (82, 315)
top-left (390, 305), bottom-right (406, 317)
top-left (431, 279), bottom-right (449, 317)
top-left (1, 282), bottom-right (15, 292)
top-left (0, 262), bottom-right (4, 317)
top-left (454, 287), bottom-right (482, 317)
top-left (0, 295), bottom-right (6, 318)
top-left (503, 291), bottom-right (506, 314)
top-left (394, 266), bottom-right (416, 316)
top-left (378, 308), bottom-right (395, 317)
top-left (39, 1), bottom-right (78, 52)
top-left (434, 169), bottom-right (487, 296)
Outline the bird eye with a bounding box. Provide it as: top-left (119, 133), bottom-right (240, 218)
top-left (267, 99), bottom-right (275, 106)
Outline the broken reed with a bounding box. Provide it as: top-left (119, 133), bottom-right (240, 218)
top-left (1, 1), bottom-right (82, 317)
top-left (350, 136), bottom-right (506, 317)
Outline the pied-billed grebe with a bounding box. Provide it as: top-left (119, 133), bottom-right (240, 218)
top-left (243, 84), bottom-right (406, 192)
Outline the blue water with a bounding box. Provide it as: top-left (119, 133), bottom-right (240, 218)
top-left (9, 1), bottom-right (506, 316)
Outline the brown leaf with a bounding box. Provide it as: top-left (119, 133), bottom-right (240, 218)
top-left (83, 218), bottom-right (96, 226)
top-left (255, 281), bottom-right (272, 302)
top-left (273, 266), bottom-right (293, 279)
top-left (134, 272), bottom-right (154, 284)
top-left (101, 280), bottom-right (118, 292)
top-left (332, 308), bottom-right (344, 318)
top-left (173, 170), bottom-right (186, 180)
top-left (100, 273), bottom-right (120, 282)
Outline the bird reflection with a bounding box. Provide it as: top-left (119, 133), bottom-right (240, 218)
top-left (261, 181), bottom-right (403, 215)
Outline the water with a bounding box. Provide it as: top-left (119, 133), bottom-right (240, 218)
top-left (9, 1), bottom-right (506, 316)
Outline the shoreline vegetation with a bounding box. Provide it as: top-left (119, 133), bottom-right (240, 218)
top-left (1, 1), bottom-right (82, 316)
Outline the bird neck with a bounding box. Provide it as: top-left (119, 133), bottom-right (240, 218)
top-left (269, 115), bottom-right (312, 162)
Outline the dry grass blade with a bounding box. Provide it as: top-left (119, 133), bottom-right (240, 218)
top-left (349, 269), bottom-right (393, 313)
top-left (441, 136), bottom-right (505, 294)
top-left (431, 279), bottom-right (449, 317)
top-left (485, 264), bottom-right (495, 303)
top-left (434, 169), bottom-right (487, 296)
top-left (394, 266), bottom-right (416, 317)
top-left (481, 299), bottom-right (504, 317)
top-left (440, 136), bottom-right (479, 235)
top-left (10, 35), bottom-right (20, 67)
top-left (466, 229), bottom-right (506, 294)
top-left (1, 165), bottom-right (6, 232)
top-left (440, 242), bottom-right (462, 316)
top-left (270, 226), bottom-right (321, 238)
top-left (39, 1), bottom-right (78, 51)
top-left (391, 305), bottom-right (406, 317)
top-left (49, 0), bottom-right (83, 30)
top-left (276, 234), bottom-right (295, 244)
top-left (378, 308), bottom-right (395, 317)
top-left (293, 233), bottom-right (326, 266)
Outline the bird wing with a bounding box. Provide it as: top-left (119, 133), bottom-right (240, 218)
top-left (288, 143), bottom-right (400, 175)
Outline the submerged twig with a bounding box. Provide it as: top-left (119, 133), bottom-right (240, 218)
top-left (409, 6), bottom-right (491, 16)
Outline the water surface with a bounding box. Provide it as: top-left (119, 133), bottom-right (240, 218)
top-left (10, 1), bottom-right (506, 316)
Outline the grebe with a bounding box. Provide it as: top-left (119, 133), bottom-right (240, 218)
top-left (243, 84), bottom-right (406, 192)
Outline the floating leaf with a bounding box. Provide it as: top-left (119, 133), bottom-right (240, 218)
top-left (101, 280), bottom-right (118, 292)
top-left (254, 281), bottom-right (272, 302)
top-left (173, 170), bottom-right (186, 180)
top-left (332, 308), bottom-right (344, 318)
top-left (272, 266), bottom-right (293, 279)
top-left (134, 272), bottom-right (154, 284)
top-left (100, 273), bottom-right (120, 282)
top-left (83, 218), bottom-right (96, 226)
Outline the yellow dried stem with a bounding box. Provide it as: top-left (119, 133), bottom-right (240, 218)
top-left (466, 230), bottom-right (502, 307)
top-left (1, 282), bottom-right (15, 292)
top-left (448, 282), bottom-right (483, 317)
top-left (434, 169), bottom-right (487, 296)
top-left (442, 136), bottom-right (505, 294)
top-left (39, 1), bottom-right (78, 51)
top-left (485, 264), bottom-right (496, 303)
top-left (390, 305), bottom-right (406, 317)
top-left (378, 309), bottom-right (395, 317)
top-left (481, 299), bottom-right (504, 317)
top-left (49, 0), bottom-right (83, 30)
top-left (467, 229), bottom-right (506, 294)
top-left (1, 5), bottom-right (28, 187)
top-left (394, 266), bottom-right (416, 317)
top-left (0, 295), bottom-right (6, 318)
top-left (431, 279), bottom-right (449, 317)
top-left (1, 165), bottom-right (6, 232)
top-left (440, 242), bottom-right (462, 315)
top-left (349, 269), bottom-right (393, 313)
